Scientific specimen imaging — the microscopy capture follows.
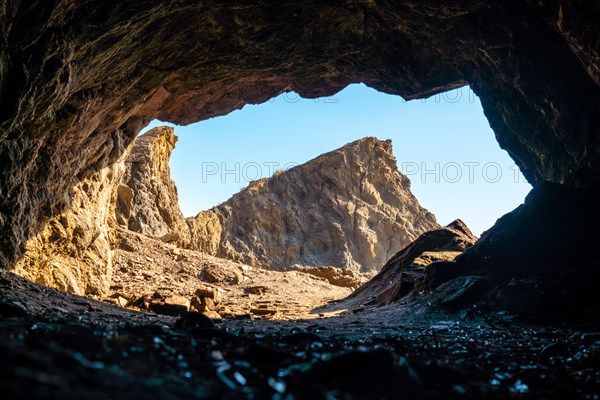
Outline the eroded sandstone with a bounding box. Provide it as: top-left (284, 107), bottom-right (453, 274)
top-left (116, 126), bottom-right (190, 247)
top-left (187, 137), bottom-right (439, 274)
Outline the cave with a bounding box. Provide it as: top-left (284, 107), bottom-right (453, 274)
top-left (1, 1), bottom-right (600, 398)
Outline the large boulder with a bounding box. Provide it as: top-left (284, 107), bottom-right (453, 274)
top-left (347, 219), bottom-right (477, 306)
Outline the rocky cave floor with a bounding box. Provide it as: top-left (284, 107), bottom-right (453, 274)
top-left (1, 232), bottom-right (599, 399)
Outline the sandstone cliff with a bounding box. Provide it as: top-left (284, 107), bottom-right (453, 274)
top-left (343, 219), bottom-right (478, 308)
top-left (116, 127), bottom-right (190, 247)
top-left (187, 137), bottom-right (439, 274)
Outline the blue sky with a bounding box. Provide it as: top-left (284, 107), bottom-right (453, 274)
top-left (144, 83), bottom-right (531, 236)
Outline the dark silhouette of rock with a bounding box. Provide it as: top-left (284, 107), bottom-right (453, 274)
top-left (346, 220), bottom-right (477, 307)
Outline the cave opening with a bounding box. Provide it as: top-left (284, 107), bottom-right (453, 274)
top-left (115, 84), bottom-right (533, 315)
top-left (2, 1), bottom-right (600, 398)
top-left (147, 83), bottom-right (531, 236)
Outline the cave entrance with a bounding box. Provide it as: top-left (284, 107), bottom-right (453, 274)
top-left (146, 83), bottom-right (531, 237)
top-left (113, 83), bottom-right (533, 320)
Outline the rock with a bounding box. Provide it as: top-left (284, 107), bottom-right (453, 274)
top-left (202, 297), bottom-right (215, 311)
top-left (453, 183), bottom-right (600, 283)
top-left (11, 158), bottom-right (126, 296)
top-left (250, 308), bottom-right (277, 316)
top-left (216, 306), bottom-right (234, 318)
top-left (191, 296), bottom-right (215, 313)
top-left (166, 295), bottom-right (190, 309)
top-left (541, 342), bottom-right (568, 357)
top-left (189, 296), bottom-right (202, 312)
top-left (160, 233), bottom-right (180, 243)
top-left (244, 286), bottom-right (269, 295)
top-left (109, 293), bottom-right (129, 308)
top-left (173, 312), bottom-right (216, 331)
top-left (347, 220), bottom-right (478, 306)
top-left (430, 276), bottom-right (489, 309)
top-left (581, 333), bottom-right (600, 345)
top-left (119, 240), bottom-right (138, 252)
top-left (115, 185), bottom-right (134, 226)
top-left (492, 278), bottom-right (547, 315)
top-left (286, 349), bottom-right (424, 399)
top-left (116, 127), bottom-right (191, 248)
top-left (194, 286), bottom-right (222, 305)
top-left (187, 138), bottom-right (438, 274)
top-left (149, 295), bottom-right (190, 317)
top-left (202, 310), bottom-right (222, 320)
top-left (126, 295), bottom-right (150, 310)
top-left (296, 266), bottom-right (367, 288)
top-left (0, 300), bottom-right (28, 318)
top-left (412, 183), bottom-right (600, 316)
top-left (375, 266), bottom-right (424, 304)
top-left (200, 265), bottom-right (242, 285)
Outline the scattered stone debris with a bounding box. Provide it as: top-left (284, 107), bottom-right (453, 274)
top-left (1, 268), bottom-right (599, 400)
top-left (108, 228), bottom-right (352, 321)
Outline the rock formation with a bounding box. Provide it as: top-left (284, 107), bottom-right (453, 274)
top-left (115, 126), bottom-right (190, 247)
top-left (186, 137), bottom-right (439, 274)
top-left (345, 220), bottom-right (478, 307)
top-left (345, 183), bottom-right (600, 316)
top-left (0, 1), bottom-right (599, 296)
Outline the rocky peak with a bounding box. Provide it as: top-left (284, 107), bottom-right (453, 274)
top-left (187, 137), bottom-right (439, 274)
top-left (116, 127), bottom-right (190, 247)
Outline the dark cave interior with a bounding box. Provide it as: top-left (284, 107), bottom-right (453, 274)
top-left (1, 1), bottom-right (600, 398)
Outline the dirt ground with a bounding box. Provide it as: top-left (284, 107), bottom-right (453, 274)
top-left (0, 231), bottom-right (599, 399)
top-left (109, 228), bottom-right (355, 321)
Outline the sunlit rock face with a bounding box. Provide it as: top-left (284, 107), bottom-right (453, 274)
top-left (0, 1), bottom-right (599, 293)
top-left (115, 127), bottom-right (191, 248)
top-left (11, 145), bottom-right (129, 296)
top-left (187, 138), bottom-right (439, 274)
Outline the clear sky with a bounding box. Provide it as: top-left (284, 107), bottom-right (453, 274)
top-left (144, 83), bottom-right (531, 236)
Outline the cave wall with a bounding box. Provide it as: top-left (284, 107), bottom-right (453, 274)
top-left (0, 1), bottom-right (599, 294)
